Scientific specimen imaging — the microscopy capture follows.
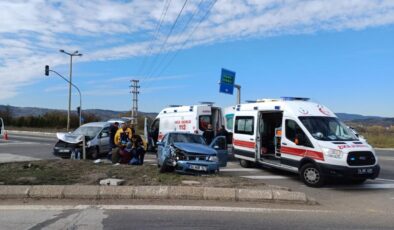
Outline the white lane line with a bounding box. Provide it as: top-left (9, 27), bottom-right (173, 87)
top-left (0, 205), bottom-right (333, 214)
top-left (329, 184), bottom-right (394, 190)
top-left (241, 175), bottom-right (288, 180)
top-left (378, 156), bottom-right (394, 161)
top-left (221, 168), bottom-right (261, 172)
top-left (0, 153), bottom-right (41, 163)
top-left (375, 178), bottom-right (394, 183)
top-left (0, 142), bottom-right (51, 146)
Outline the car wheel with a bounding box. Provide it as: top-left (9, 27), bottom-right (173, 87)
top-left (91, 147), bottom-right (99, 160)
top-left (159, 159), bottom-right (174, 173)
top-left (239, 159), bottom-right (254, 168)
top-left (300, 163), bottom-right (325, 187)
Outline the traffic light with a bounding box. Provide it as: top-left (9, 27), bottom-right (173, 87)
top-left (76, 106), bottom-right (81, 115)
top-left (45, 65), bottom-right (49, 76)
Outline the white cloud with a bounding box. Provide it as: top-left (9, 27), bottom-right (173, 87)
top-left (1, 0), bottom-right (394, 101)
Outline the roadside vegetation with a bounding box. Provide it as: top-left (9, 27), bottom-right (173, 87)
top-left (0, 160), bottom-right (267, 189)
top-left (349, 124), bottom-right (394, 148)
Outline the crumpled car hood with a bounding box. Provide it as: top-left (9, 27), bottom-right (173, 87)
top-left (56, 132), bottom-right (84, 144)
top-left (173, 142), bottom-right (216, 155)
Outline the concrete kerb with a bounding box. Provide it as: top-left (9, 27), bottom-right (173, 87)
top-left (0, 185), bottom-right (313, 204)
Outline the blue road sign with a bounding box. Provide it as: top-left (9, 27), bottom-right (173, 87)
top-left (219, 68), bottom-right (236, 95)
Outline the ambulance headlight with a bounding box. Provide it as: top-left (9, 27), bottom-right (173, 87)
top-left (209, 156), bottom-right (219, 162)
top-left (322, 148), bottom-right (343, 159)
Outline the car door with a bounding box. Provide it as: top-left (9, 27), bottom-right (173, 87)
top-left (157, 133), bottom-right (168, 165)
top-left (210, 136), bottom-right (228, 167)
top-left (98, 127), bottom-right (110, 153)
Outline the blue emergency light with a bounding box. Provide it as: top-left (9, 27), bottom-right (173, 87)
top-left (281, 97), bottom-right (310, 101)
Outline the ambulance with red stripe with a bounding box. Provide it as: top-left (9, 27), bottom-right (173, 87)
top-left (231, 97), bottom-right (380, 187)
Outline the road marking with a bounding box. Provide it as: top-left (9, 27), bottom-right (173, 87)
top-left (377, 156), bottom-right (394, 161)
top-left (328, 184), bottom-right (394, 190)
top-left (0, 141), bottom-right (51, 146)
top-left (375, 178), bottom-right (394, 183)
top-left (221, 168), bottom-right (261, 172)
top-left (0, 205), bottom-right (333, 214)
top-left (0, 153), bottom-right (41, 163)
top-left (241, 175), bottom-right (288, 180)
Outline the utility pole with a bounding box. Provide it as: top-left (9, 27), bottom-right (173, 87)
top-left (59, 49), bottom-right (82, 131)
top-left (130, 80), bottom-right (140, 125)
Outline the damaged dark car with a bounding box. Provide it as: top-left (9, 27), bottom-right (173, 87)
top-left (156, 132), bottom-right (228, 174)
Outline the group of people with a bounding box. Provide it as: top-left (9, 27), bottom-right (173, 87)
top-left (109, 122), bottom-right (146, 165)
top-left (202, 124), bottom-right (229, 145)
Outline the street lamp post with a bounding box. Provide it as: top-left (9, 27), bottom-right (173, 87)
top-left (45, 66), bottom-right (83, 127)
top-left (59, 49), bottom-right (82, 131)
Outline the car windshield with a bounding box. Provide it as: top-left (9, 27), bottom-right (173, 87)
top-left (73, 126), bottom-right (102, 139)
top-left (169, 133), bottom-right (206, 145)
top-left (299, 116), bottom-right (358, 141)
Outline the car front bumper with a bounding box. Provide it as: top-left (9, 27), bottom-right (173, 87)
top-left (318, 163), bottom-right (380, 180)
top-left (175, 160), bottom-right (220, 174)
top-left (53, 146), bottom-right (95, 158)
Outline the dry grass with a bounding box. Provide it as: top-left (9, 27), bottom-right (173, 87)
top-left (0, 159), bottom-right (267, 188)
top-left (351, 125), bottom-right (394, 148)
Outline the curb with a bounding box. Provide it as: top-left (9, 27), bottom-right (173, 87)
top-left (0, 185), bottom-right (315, 204)
top-left (375, 148), bottom-right (394, 151)
top-left (7, 130), bottom-right (57, 138)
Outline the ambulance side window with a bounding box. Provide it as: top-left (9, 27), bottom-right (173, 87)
top-left (285, 120), bottom-right (313, 148)
top-left (234, 116), bottom-right (254, 135)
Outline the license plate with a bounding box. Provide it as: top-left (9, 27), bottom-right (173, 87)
top-left (189, 165), bottom-right (208, 171)
top-left (357, 168), bottom-right (373, 175)
top-left (59, 149), bottom-right (70, 153)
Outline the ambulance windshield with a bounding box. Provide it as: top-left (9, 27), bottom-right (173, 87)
top-left (299, 116), bottom-right (358, 141)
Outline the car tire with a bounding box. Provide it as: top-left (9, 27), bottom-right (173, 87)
top-left (300, 163), bottom-right (325, 187)
top-left (91, 147), bottom-right (99, 160)
top-left (239, 159), bottom-right (254, 168)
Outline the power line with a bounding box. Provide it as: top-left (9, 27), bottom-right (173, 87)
top-left (145, 0), bottom-right (218, 88)
top-left (143, 0), bottom-right (189, 81)
top-left (145, 0), bottom-right (205, 80)
top-left (136, 0), bottom-right (172, 77)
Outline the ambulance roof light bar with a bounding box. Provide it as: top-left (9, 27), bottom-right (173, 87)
top-left (199, 101), bottom-right (215, 106)
top-left (281, 97), bottom-right (310, 101)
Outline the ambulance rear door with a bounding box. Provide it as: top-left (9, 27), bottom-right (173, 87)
top-left (232, 114), bottom-right (257, 161)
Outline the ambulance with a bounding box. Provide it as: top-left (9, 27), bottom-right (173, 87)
top-left (146, 103), bottom-right (224, 150)
top-left (231, 97), bottom-right (380, 187)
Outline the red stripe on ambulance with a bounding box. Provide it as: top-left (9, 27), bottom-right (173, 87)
top-left (281, 146), bottom-right (324, 161)
top-left (233, 139), bottom-right (255, 149)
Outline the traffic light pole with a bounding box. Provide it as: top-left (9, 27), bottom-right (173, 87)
top-left (47, 68), bottom-right (82, 127)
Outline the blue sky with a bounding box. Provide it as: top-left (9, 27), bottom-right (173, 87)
top-left (1, 0), bottom-right (394, 117)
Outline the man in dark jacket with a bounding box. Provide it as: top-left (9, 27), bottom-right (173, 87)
top-left (203, 124), bottom-right (215, 145)
top-left (109, 122), bottom-right (119, 150)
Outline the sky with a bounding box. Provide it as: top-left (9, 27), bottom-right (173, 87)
top-left (1, 0), bottom-right (394, 117)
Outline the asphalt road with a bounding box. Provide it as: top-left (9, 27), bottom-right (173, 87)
top-left (0, 200), bottom-right (393, 230)
top-left (1, 133), bottom-right (394, 229)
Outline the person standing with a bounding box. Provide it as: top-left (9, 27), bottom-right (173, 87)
top-left (109, 122), bottom-right (119, 150)
top-left (203, 124), bottom-right (215, 145)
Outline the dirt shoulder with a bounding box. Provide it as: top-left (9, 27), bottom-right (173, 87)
top-left (0, 159), bottom-right (269, 189)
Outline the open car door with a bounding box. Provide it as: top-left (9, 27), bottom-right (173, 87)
top-left (210, 136), bottom-right (228, 167)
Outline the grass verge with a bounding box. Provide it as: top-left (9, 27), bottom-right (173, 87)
top-left (0, 159), bottom-right (267, 189)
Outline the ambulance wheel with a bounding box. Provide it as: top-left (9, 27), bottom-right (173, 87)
top-left (239, 159), bottom-right (254, 168)
top-left (300, 163), bottom-right (325, 187)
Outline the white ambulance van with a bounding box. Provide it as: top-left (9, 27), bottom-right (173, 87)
top-left (232, 97), bottom-right (380, 187)
top-left (147, 103), bottom-right (223, 149)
